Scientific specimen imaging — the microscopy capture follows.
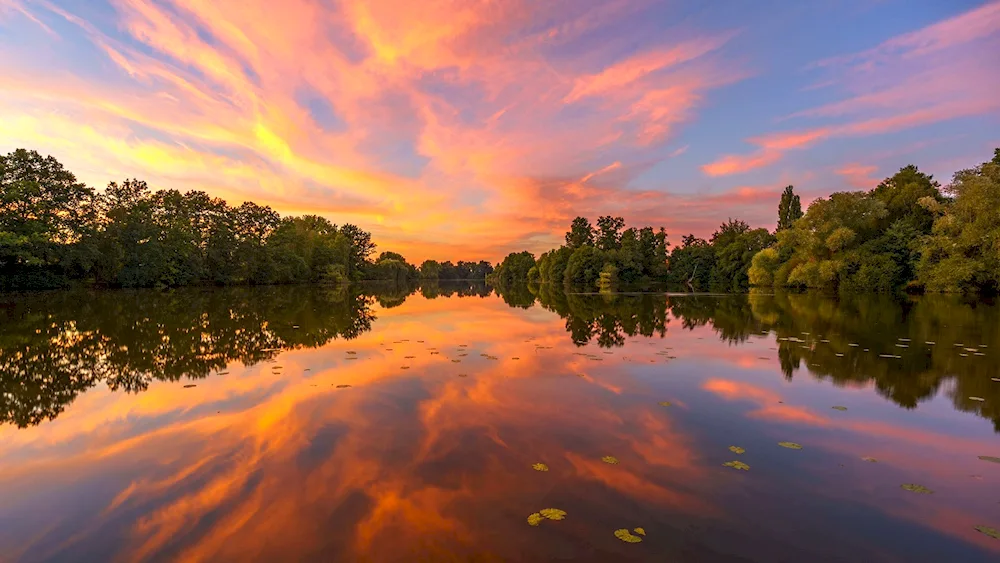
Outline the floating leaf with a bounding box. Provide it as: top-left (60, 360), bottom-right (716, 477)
top-left (458, 373), bottom-right (468, 378)
top-left (729, 446), bottom-right (745, 454)
top-left (970, 396), bottom-right (986, 401)
top-left (346, 351), bottom-right (356, 355)
top-left (778, 442), bottom-right (803, 450)
top-left (601, 456), bottom-right (619, 465)
top-left (657, 401), bottom-right (672, 407)
top-left (451, 359), bottom-right (461, 363)
top-left (532, 463), bottom-right (549, 472)
top-left (183, 384), bottom-right (197, 388)
top-left (527, 513), bottom-right (543, 526)
top-left (539, 508), bottom-right (566, 521)
top-left (978, 456), bottom-right (1000, 464)
top-left (992, 378), bottom-right (1000, 382)
top-left (861, 456), bottom-right (878, 463)
top-left (614, 529), bottom-right (642, 543)
top-left (401, 366), bottom-right (410, 370)
top-left (633, 527), bottom-right (646, 536)
top-left (975, 525), bottom-right (999, 539)
top-left (723, 460), bottom-right (750, 471)
top-left (831, 406), bottom-right (848, 411)
top-left (335, 384), bottom-right (352, 389)
top-left (901, 483), bottom-right (933, 494)
top-left (512, 357), bottom-right (520, 360)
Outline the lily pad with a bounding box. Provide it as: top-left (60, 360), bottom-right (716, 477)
top-left (723, 460), bottom-right (750, 471)
top-left (532, 463), bottom-right (549, 472)
top-left (346, 351), bottom-right (356, 355)
top-left (458, 373), bottom-right (468, 378)
top-left (975, 525), bottom-right (999, 539)
top-left (527, 512), bottom-right (543, 526)
top-left (183, 384), bottom-right (197, 388)
top-left (657, 401), bottom-right (672, 407)
top-left (539, 508), bottom-right (566, 521)
top-left (861, 456), bottom-right (878, 463)
top-left (614, 529), bottom-right (643, 543)
top-left (978, 456), bottom-right (1000, 464)
top-left (335, 384), bottom-right (352, 389)
top-left (601, 455), bottom-right (620, 465)
top-left (729, 446), bottom-right (745, 454)
top-left (901, 483), bottom-right (933, 494)
top-left (970, 396), bottom-right (985, 401)
top-left (633, 527), bottom-right (646, 536)
top-left (401, 366), bottom-right (410, 370)
top-left (778, 442), bottom-right (803, 450)
top-left (832, 406), bottom-right (848, 411)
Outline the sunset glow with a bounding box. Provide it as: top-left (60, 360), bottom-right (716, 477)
top-left (1, 0), bottom-right (998, 261)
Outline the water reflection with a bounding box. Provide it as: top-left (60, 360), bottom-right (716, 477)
top-left (1, 284), bottom-right (998, 562)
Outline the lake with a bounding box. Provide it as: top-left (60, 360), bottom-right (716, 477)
top-left (1, 284), bottom-right (998, 562)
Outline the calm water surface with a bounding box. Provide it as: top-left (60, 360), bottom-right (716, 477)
top-left (1, 285), bottom-right (999, 562)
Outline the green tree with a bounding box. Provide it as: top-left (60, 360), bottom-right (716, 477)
top-left (917, 150), bottom-right (1000, 293)
top-left (595, 215), bottom-right (625, 251)
top-left (0, 149), bottom-right (95, 288)
top-left (565, 216), bottom-right (595, 249)
top-left (776, 185), bottom-right (802, 231)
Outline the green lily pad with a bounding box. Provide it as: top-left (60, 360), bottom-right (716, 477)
top-left (901, 483), bottom-right (933, 494)
top-left (601, 456), bottom-right (619, 465)
top-left (614, 528), bottom-right (642, 543)
top-left (723, 460), bottom-right (750, 470)
top-left (978, 456), bottom-right (1000, 464)
top-left (778, 442), bottom-right (803, 450)
top-left (831, 406), bottom-right (848, 411)
top-left (975, 525), bottom-right (999, 539)
top-left (539, 508), bottom-right (566, 521)
top-left (633, 527), bottom-right (646, 536)
top-left (532, 463), bottom-right (549, 472)
top-left (729, 446), bottom-right (745, 454)
top-left (527, 512), bottom-right (543, 526)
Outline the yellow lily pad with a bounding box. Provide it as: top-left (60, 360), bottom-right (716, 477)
top-left (723, 460), bottom-right (750, 471)
top-left (974, 525), bottom-right (999, 539)
top-left (729, 446), bottom-right (745, 454)
top-left (532, 463), bottom-right (549, 472)
top-left (633, 527), bottom-right (646, 536)
top-left (778, 442), bottom-right (803, 450)
top-left (901, 483), bottom-right (933, 494)
top-left (831, 406), bottom-right (848, 411)
top-left (527, 512), bottom-right (543, 526)
top-left (978, 456), bottom-right (1000, 464)
top-left (539, 508), bottom-right (566, 520)
top-left (601, 456), bottom-right (619, 465)
top-left (658, 401), bottom-right (672, 407)
top-left (614, 529), bottom-right (642, 543)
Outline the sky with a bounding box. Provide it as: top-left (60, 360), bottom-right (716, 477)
top-left (1, 0), bottom-right (999, 263)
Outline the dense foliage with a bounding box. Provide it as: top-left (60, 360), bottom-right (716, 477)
top-left (750, 151), bottom-right (999, 294)
top-left (0, 148), bottom-right (491, 290)
top-left (494, 149), bottom-right (999, 294)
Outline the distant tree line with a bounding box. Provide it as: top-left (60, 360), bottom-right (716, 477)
top-left (0, 148), bottom-right (493, 290)
top-left (491, 148), bottom-right (1000, 294)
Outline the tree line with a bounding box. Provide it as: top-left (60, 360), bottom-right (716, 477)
top-left (0, 149), bottom-right (493, 290)
top-left (492, 148), bottom-right (1000, 293)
